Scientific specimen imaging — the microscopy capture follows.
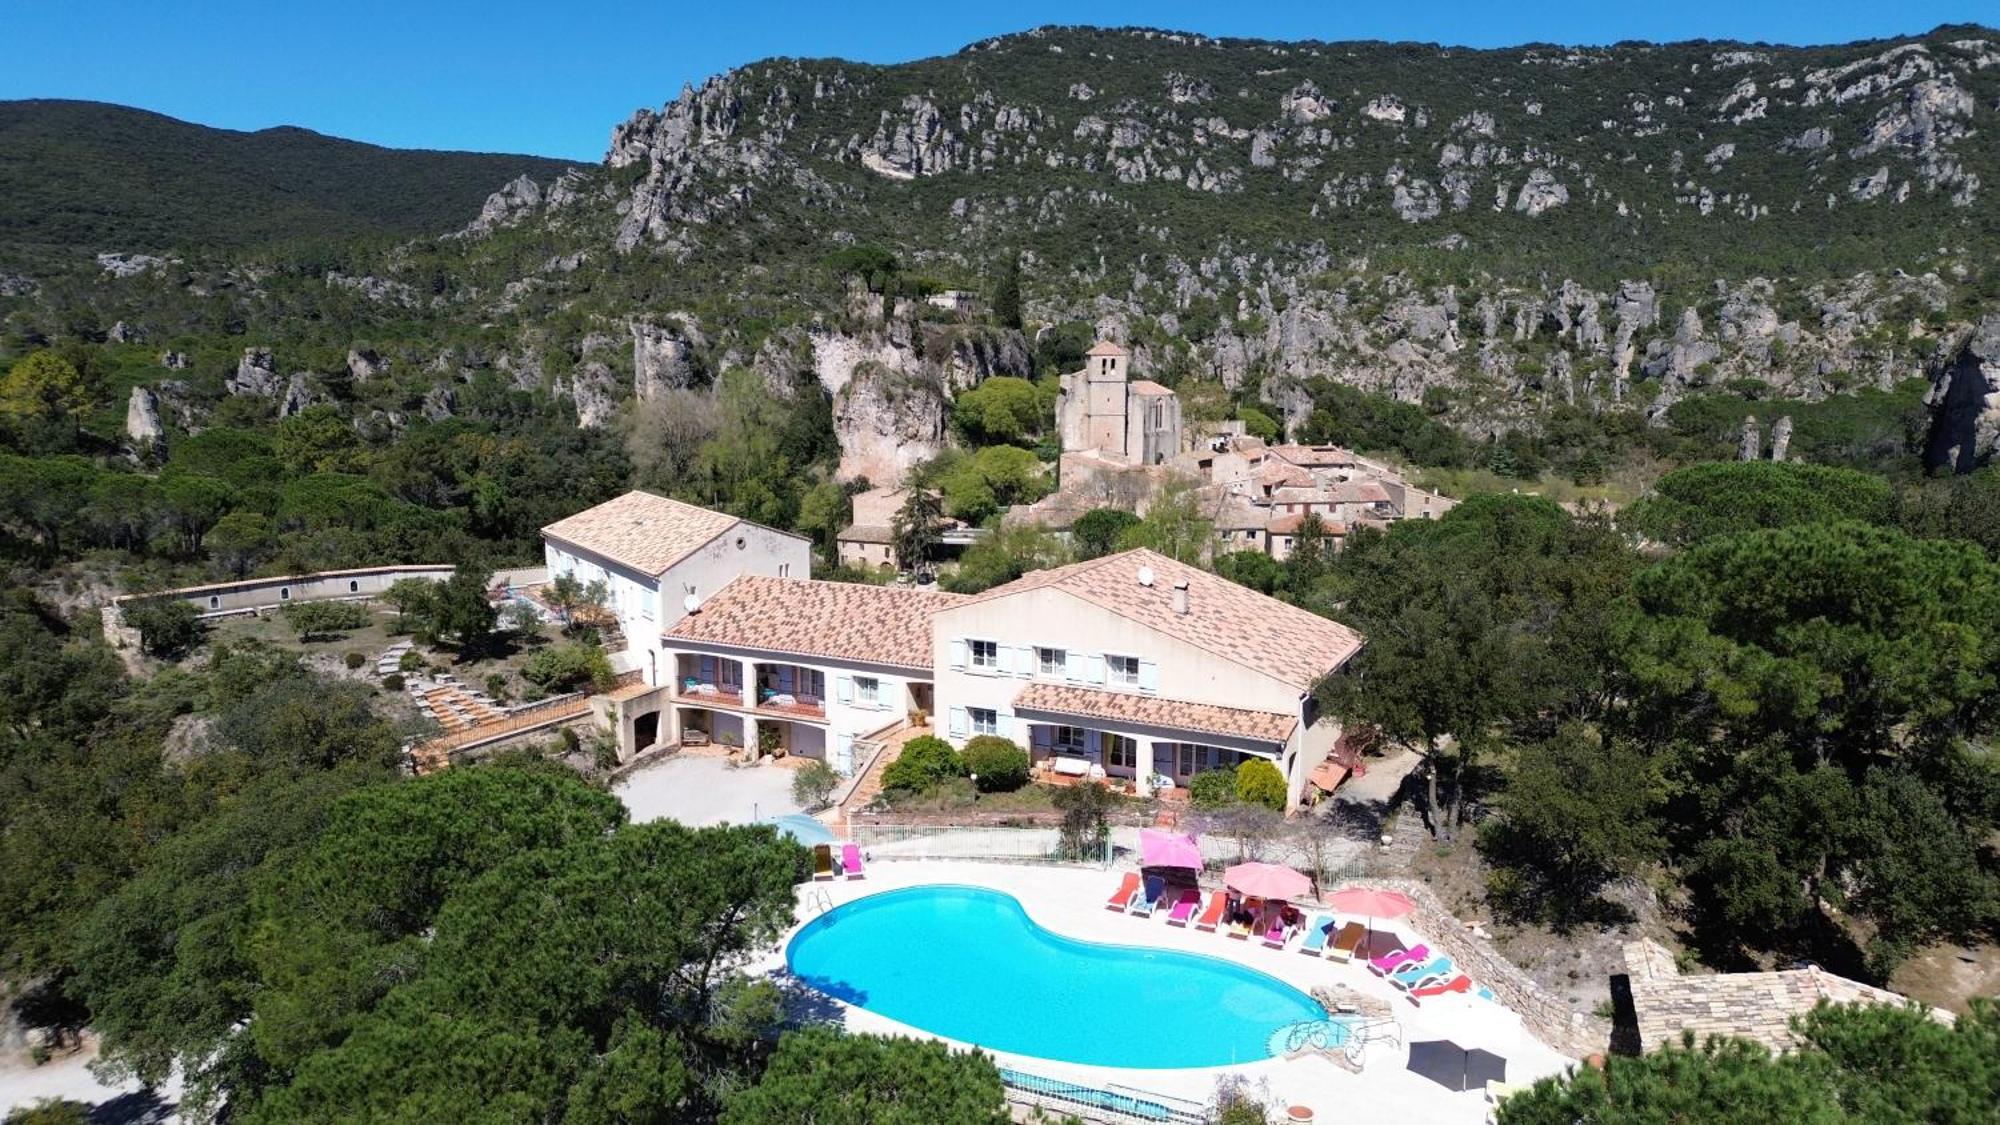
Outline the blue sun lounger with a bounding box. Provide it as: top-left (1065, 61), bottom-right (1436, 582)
top-left (1298, 914), bottom-right (1336, 956)
top-left (1388, 956), bottom-right (1453, 990)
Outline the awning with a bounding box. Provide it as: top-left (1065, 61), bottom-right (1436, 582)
top-left (1310, 759), bottom-right (1351, 793)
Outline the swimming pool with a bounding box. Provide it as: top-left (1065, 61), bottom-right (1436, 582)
top-left (785, 885), bottom-right (1325, 1068)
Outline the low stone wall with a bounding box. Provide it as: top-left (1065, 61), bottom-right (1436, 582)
top-left (113, 564), bottom-right (455, 619)
top-left (1328, 876), bottom-right (1611, 1059)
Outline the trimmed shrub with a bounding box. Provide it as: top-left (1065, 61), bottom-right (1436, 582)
top-left (343, 650), bottom-right (366, 670)
top-left (283, 599), bottom-right (370, 639)
top-left (380, 673), bottom-right (404, 692)
top-left (880, 735), bottom-right (965, 793)
top-left (961, 735), bottom-right (1030, 792)
top-left (1188, 769), bottom-right (1237, 810)
top-left (1236, 759), bottom-right (1287, 811)
top-left (521, 642), bottom-right (613, 693)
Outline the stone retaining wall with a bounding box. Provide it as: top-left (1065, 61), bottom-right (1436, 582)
top-left (112, 564), bottom-right (455, 619)
top-left (1330, 876), bottom-right (1611, 1058)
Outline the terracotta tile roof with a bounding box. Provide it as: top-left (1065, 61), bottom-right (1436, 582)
top-left (1086, 340), bottom-right (1131, 357)
top-left (1256, 461), bottom-right (1315, 488)
top-left (1266, 513), bottom-right (1348, 536)
top-left (837, 523), bottom-right (895, 545)
top-left (1266, 444), bottom-right (1362, 468)
top-left (959, 548), bottom-right (1364, 688)
top-left (1129, 379), bottom-right (1175, 396)
top-left (666, 576), bottom-right (966, 671)
top-left (542, 491), bottom-right (786, 578)
top-left (1013, 682), bottom-right (1297, 743)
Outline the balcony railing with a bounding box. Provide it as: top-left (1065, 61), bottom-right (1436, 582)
top-left (755, 689), bottom-right (826, 720)
top-left (674, 678), bottom-right (744, 706)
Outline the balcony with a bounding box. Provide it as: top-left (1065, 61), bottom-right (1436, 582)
top-left (674, 679), bottom-right (744, 707)
top-left (754, 686), bottom-right (827, 721)
top-left (754, 662), bottom-right (828, 722)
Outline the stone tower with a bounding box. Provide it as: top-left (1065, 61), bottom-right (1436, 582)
top-left (1060, 340), bottom-right (1133, 454)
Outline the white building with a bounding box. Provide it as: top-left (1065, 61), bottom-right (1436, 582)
top-left (930, 548), bottom-right (1363, 810)
top-left (658, 577), bottom-right (959, 773)
top-left (539, 491), bottom-right (811, 686)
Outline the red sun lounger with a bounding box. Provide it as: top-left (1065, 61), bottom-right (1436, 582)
top-left (1104, 872), bottom-right (1141, 912)
top-left (1194, 892), bottom-right (1228, 931)
top-left (1407, 974), bottom-right (1474, 1003)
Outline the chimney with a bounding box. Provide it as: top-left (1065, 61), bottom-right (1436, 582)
top-left (1172, 580), bottom-right (1189, 616)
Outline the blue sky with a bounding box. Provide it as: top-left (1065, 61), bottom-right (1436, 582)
top-left (4, 1), bottom-right (1989, 159)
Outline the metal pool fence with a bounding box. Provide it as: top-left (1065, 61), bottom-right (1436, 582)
top-left (844, 823), bottom-right (1114, 868)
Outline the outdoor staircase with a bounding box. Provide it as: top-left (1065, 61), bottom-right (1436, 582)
top-left (836, 721), bottom-right (928, 815)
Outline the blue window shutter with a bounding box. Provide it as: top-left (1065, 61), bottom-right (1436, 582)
top-left (834, 733), bottom-right (853, 773)
top-left (947, 707), bottom-right (968, 738)
top-left (1063, 650), bottom-right (1080, 682)
top-left (1085, 654), bottom-right (1106, 685)
top-left (1086, 729), bottom-right (1101, 758)
top-left (1138, 660), bottom-right (1160, 693)
top-left (949, 639), bottom-right (966, 670)
top-left (835, 676), bottom-right (853, 704)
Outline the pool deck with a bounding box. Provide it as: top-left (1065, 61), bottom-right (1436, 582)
top-left (763, 860), bottom-right (1577, 1123)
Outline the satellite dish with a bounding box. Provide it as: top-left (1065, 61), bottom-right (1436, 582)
top-left (1137, 565), bottom-right (1155, 587)
top-left (683, 593), bottom-right (702, 614)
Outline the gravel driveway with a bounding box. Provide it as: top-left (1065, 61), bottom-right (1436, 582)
top-left (614, 755), bottom-right (804, 827)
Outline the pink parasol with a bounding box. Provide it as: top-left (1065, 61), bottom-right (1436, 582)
top-left (1326, 887), bottom-right (1416, 918)
top-left (1138, 828), bottom-right (1204, 869)
top-left (1224, 861), bottom-right (1312, 901)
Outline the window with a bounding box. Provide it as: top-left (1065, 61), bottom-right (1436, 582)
top-left (969, 639), bottom-right (999, 670)
top-left (279, 587), bottom-right (290, 601)
top-left (1107, 655), bottom-right (1140, 687)
top-left (735, 536), bottom-right (747, 550)
top-left (348, 580), bottom-right (359, 593)
top-left (969, 707), bottom-right (998, 737)
top-left (208, 595), bottom-right (219, 610)
top-left (1105, 734), bottom-right (1138, 770)
top-left (855, 676), bottom-right (880, 706)
top-left (778, 563), bottom-right (791, 577)
top-left (1049, 725), bottom-right (1087, 754)
top-left (1037, 647), bottom-right (1066, 677)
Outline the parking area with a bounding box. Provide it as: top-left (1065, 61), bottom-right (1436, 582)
top-left (613, 754), bottom-right (804, 827)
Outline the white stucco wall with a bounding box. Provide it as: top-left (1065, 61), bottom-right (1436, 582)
top-left (930, 583), bottom-right (1343, 807)
top-left (663, 640), bottom-right (923, 774)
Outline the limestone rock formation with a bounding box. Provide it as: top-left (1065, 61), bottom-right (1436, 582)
top-left (160, 351), bottom-right (189, 370)
top-left (279, 373), bottom-right (317, 417)
top-left (227, 348), bottom-right (282, 397)
top-left (565, 361), bottom-right (619, 429)
top-left (1923, 314), bottom-right (2000, 473)
top-left (422, 385), bottom-right (458, 422)
top-left (346, 348), bottom-right (389, 382)
top-left (631, 321), bottom-right (700, 399)
top-left (124, 386), bottom-right (165, 450)
top-left (833, 363), bottom-right (946, 485)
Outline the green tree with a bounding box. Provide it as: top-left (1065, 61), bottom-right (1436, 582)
top-left (1479, 725), bottom-right (1662, 927)
top-left (1499, 1001), bottom-right (2000, 1124)
top-left (1623, 461), bottom-right (1893, 548)
top-left (1052, 781), bottom-right (1118, 861)
top-left (943, 523), bottom-right (1068, 594)
top-left (724, 1028), bottom-right (1010, 1125)
top-left (1071, 507), bottom-right (1140, 560)
top-left (206, 510), bottom-right (274, 578)
top-left (383, 578), bottom-right (436, 629)
top-left (952, 376), bottom-right (1044, 445)
top-left (790, 760), bottom-right (841, 810)
top-left (274, 405), bottom-right (364, 475)
top-left (796, 480), bottom-right (852, 554)
top-left (429, 564), bottom-right (497, 652)
top-left (891, 488), bottom-right (946, 574)
top-left (0, 351), bottom-right (91, 423)
top-left (1215, 549), bottom-right (1283, 594)
top-left (1117, 477), bottom-right (1212, 563)
top-left (125, 598), bottom-right (201, 657)
top-left (935, 445), bottom-right (1049, 523)
top-left (990, 251), bottom-right (1023, 331)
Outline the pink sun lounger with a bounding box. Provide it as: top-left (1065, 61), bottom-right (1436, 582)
top-left (1368, 943), bottom-right (1429, 977)
top-left (840, 843), bottom-right (864, 880)
top-left (1165, 889), bottom-right (1201, 926)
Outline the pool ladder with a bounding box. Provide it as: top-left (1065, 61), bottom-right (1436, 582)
top-left (804, 887), bottom-right (834, 915)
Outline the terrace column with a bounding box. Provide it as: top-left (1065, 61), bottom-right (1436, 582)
top-left (743, 714), bottom-right (760, 763)
top-left (1130, 741), bottom-right (1152, 798)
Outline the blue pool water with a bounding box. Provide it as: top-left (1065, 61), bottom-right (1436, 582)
top-left (786, 885), bottom-right (1324, 1068)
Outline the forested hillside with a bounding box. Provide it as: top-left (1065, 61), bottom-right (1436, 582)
top-left (0, 100), bottom-right (573, 263)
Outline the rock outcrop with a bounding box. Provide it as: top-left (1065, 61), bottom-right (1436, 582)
top-left (347, 348), bottom-right (389, 382)
top-left (833, 363), bottom-right (947, 485)
top-left (565, 361), bottom-right (619, 429)
top-left (279, 373), bottom-right (317, 417)
top-left (1923, 315), bottom-right (2000, 472)
top-left (124, 386), bottom-right (165, 450)
top-left (227, 348), bottom-right (282, 397)
top-left (631, 321), bottom-right (700, 399)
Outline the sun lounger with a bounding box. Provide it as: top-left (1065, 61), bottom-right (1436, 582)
top-left (1299, 915), bottom-right (1335, 955)
top-left (1407, 974), bottom-right (1473, 1003)
top-left (840, 843), bottom-right (864, 881)
top-left (1328, 922), bottom-right (1367, 963)
top-left (1388, 957), bottom-right (1453, 990)
top-left (811, 843), bottom-right (834, 881)
top-left (1194, 892), bottom-right (1228, 931)
top-left (1367, 943), bottom-right (1428, 976)
top-left (1261, 919), bottom-right (1289, 949)
top-left (1165, 889), bottom-right (1202, 926)
top-left (1104, 872), bottom-right (1141, 911)
top-left (1129, 874), bottom-right (1167, 918)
